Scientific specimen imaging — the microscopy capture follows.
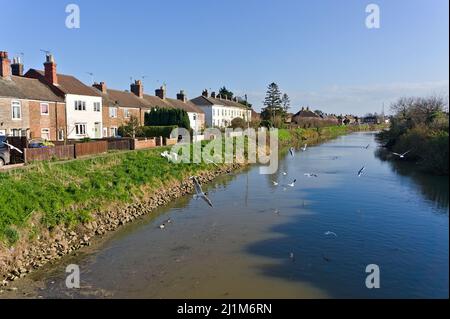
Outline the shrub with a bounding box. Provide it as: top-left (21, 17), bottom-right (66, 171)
top-left (139, 126), bottom-right (178, 138)
top-left (145, 108), bottom-right (190, 129)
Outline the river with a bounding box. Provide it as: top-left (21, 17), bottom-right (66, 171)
top-left (4, 132), bottom-right (449, 299)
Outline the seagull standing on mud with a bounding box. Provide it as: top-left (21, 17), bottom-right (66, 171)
top-left (272, 180), bottom-right (279, 186)
top-left (301, 144), bottom-right (308, 152)
top-left (392, 150), bottom-right (412, 159)
top-left (191, 176), bottom-right (214, 208)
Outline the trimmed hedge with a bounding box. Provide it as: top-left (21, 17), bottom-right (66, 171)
top-left (139, 126), bottom-right (178, 138)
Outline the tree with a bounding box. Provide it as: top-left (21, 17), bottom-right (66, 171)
top-left (261, 82), bottom-right (284, 125)
top-left (119, 115), bottom-right (141, 138)
top-left (219, 86), bottom-right (234, 100)
top-left (281, 93), bottom-right (291, 113)
top-left (145, 107), bottom-right (191, 129)
top-left (230, 117), bottom-right (246, 129)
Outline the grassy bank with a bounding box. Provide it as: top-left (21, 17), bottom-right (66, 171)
top-left (0, 147), bottom-right (214, 246)
top-left (279, 124), bottom-right (385, 146)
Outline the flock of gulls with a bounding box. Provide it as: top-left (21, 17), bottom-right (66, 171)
top-left (157, 140), bottom-right (413, 265)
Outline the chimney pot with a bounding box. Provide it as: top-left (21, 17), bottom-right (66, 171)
top-left (202, 89), bottom-right (209, 97)
top-left (0, 51), bottom-right (11, 79)
top-left (211, 92), bottom-right (216, 98)
top-left (177, 90), bottom-right (187, 102)
top-left (11, 56), bottom-right (24, 76)
top-left (44, 54), bottom-right (58, 85)
top-left (155, 85), bottom-right (166, 100)
top-left (93, 81), bottom-right (107, 94)
top-left (130, 80), bottom-right (144, 98)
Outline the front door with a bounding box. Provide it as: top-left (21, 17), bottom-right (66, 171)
top-left (94, 122), bottom-right (102, 138)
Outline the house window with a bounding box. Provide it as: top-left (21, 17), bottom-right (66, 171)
top-left (41, 128), bottom-right (50, 140)
top-left (93, 102), bottom-right (101, 112)
top-left (109, 107), bottom-right (118, 118)
top-left (58, 129), bottom-right (65, 141)
top-left (110, 127), bottom-right (118, 137)
top-left (10, 129), bottom-right (22, 137)
top-left (12, 101), bottom-right (21, 120)
top-left (124, 108), bottom-right (130, 118)
top-left (75, 123), bottom-right (87, 136)
top-left (103, 127), bottom-right (108, 138)
top-left (40, 103), bottom-right (49, 115)
top-left (74, 101), bottom-right (86, 111)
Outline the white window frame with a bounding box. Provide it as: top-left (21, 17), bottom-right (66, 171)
top-left (93, 102), bottom-right (101, 112)
top-left (74, 100), bottom-right (86, 111)
top-left (11, 100), bottom-right (22, 120)
top-left (40, 103), bottom-right (50, 115)
top-left (75, 123), bottom-right (87, 136)
top-left (41, 128), bottom-right (50, 140)
top-left (58, 129), bottom-right (65, 141)
top-left (110, 127), bottom-right (118, 137)
top-left (109, 106), bottom-right (118, 118)
top-left (124, 108), bottom-right (130, 118)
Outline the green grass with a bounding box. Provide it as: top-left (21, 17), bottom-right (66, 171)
top-left (0, 147), bottom-right (212, 244)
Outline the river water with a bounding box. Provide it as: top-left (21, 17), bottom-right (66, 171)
top-left (6, 132), bottom-right (449, 299)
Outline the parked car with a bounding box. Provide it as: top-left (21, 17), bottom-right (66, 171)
top-left (28, 138), bottom-right (55, 148)
top-left (0, 136), bottom-right (11, 168)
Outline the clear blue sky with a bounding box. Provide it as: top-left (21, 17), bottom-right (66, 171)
top-left (2, 0), bottom-right (448, 115)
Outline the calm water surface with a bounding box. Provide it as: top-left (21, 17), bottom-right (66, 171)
top-left (9, 132), bottom-right (449, 298)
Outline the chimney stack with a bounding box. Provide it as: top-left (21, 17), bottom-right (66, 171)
top-left (177, 90), bottom-right (187, 102)
top-left (0, 51), bottom-right (11, 79)
top-left (211, 92), bottom-right (216, 98)
top-left (11, 57), bottom-right (24, 76)
top-left (130, 80), bottom-right (144, 98)
top-left (155, 85), bottom-right (166, 100)
top-left (44, 54), bottom-right (58, 85)
top-left (93, 82), bottom-right (107, 94)
top-left (202, 89), bottom-right (209, 97)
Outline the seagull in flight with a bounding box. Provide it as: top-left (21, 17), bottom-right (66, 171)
top-left (392, 150), bottom-right (412, 159)
top-left (358, 166), bottom-right (366, 177)
top-left (289, 147), bottom-right (295, 158)
top-left (301, 144), bottom-right (308, 152)
top-left (272, 180), bottom-right (279, 186)
top-left (364, 144), bottom-right (370, 149)
top-left (325, 231), bottom-right (338, 237)
top-left (287, 179), bottom-right (297, 187)
top-left (191, 176), bottom-right (213, 208)
top-left (304, 173), bottom-right (318, 178)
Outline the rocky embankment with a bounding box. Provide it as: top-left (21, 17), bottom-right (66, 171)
top-left (0, 163), bottom-right (242, 288)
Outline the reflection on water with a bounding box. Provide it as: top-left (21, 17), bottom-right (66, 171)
top-left (375, 148), bottom-right (449, 210)
top-left (9, 132), bottom-right (449, 299)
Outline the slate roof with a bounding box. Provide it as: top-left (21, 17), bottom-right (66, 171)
top-left (0, 75), bottom-right (64, 102)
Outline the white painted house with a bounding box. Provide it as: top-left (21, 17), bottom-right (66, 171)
top-left (25, 54), bottom-right (103, 139)
top-left (191, 90), bottom-right (251, 128)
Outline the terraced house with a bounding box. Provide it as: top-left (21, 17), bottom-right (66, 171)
top-left (0, 51), bottom-right (66, 140)
top-left (25, 54), bottom-right (103, 139)
top-left (92, 81), bottom-right (147, 137)
top-left (146, 85), bottom-right (205, 134)
top-left (191, 90), bottom-right (251, 128)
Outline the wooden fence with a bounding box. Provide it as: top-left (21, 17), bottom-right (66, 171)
top-left (107, 139), bottom-right (131, 151)
top-left (24, 145), bottom-right (75, 163)
top-left (74, 141), bottom-right (108, 157)
top-left (21, 136), bottom-right (177, 164)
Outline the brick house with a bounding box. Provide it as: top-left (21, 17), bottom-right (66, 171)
top-left (92, 81), bottom-right (146, 137)
top-left (25, 54), bottom-right (104, 140)
top-left (0, 51), bottom-right (66, 140)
